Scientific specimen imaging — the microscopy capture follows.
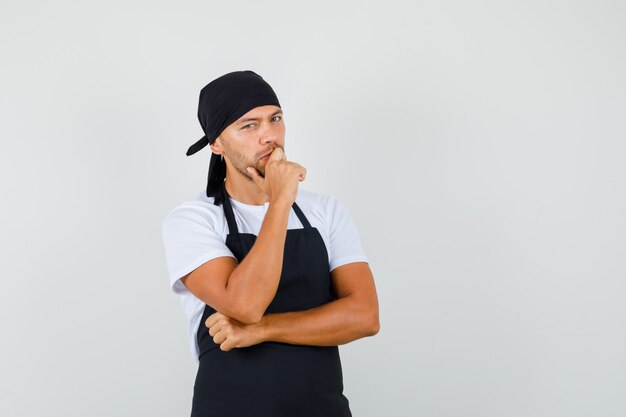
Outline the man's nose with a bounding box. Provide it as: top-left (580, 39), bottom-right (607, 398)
top-left (259, 122), bottom-right (280, 144)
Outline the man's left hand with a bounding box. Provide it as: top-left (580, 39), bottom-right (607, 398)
top-left (205, 311), bottom-right (266, 351)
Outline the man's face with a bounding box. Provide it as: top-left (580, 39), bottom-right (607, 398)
top-left (212, 105), bottom-right (285, 179)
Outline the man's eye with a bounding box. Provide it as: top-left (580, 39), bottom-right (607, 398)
top-left (243, 117), bottom-right (280, 130)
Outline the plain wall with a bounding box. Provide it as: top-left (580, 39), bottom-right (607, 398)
top-left (1, 0), bottom-right (624, 416)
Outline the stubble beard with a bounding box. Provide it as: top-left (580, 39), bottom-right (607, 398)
top-left (227, 151), bottom-right (266, 181)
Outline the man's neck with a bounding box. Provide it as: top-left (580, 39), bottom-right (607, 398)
top-left (224, 171), bottom-right (270, 206)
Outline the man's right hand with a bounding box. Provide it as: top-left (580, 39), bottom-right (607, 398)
top-left (246, 147), bottom-right (307, 205)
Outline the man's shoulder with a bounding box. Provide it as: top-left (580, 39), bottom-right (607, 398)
top-left (295, 188), bottom-right (352, 225)
top-left (162, 192), bottom-right (223, 231)
top-left (295, 187), bottom-right (338, 210)
top-left (296, 187), bottom-right (324, 202)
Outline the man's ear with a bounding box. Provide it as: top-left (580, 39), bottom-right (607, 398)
top-left (209, 136), bottom-right (224, 155)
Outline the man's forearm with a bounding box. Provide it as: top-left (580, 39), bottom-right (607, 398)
top-left (256, 295), bottom-right (379, 346)
top-left (225, 196), bottom-right (292, 323)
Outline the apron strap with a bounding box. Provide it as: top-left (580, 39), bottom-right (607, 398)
top-left (220, 181), bottom-right (240, 235)
top-left (220, 181), bottom-right (313, 232)
top-left (292, 202), bottom-right (312, 229)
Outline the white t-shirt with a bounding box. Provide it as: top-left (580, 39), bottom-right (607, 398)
top-left (161, 187), bottom-right (369, 362)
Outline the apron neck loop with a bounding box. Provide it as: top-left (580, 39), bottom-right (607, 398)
top-left (219, 180), bottom-right (312, 234)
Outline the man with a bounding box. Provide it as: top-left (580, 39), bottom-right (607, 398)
top-left (161, 70), bottom-right (380, 417)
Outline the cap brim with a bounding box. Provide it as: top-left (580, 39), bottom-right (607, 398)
top-left (186, 135), bottom-right (210, 156)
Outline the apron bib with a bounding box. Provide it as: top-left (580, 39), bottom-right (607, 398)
top-left (190, 181), bottom-right (352, 417)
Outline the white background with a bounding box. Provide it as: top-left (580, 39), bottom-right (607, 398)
top-left (1, 1), bottom-right (625, 416)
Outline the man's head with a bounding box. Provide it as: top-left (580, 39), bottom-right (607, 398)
top-left (185, 70), bottom-right (282, 202)
top-left (209, 104), bottom-right (285, 180)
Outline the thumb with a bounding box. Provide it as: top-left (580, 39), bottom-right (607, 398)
top-left (269, 146), bottom-right (286, 162)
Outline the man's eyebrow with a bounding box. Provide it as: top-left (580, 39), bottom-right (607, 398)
top-left (236, 109), bottom-right (283, 124)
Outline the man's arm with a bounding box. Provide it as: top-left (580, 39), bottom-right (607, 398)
top-left (256, 262), bottom-right (380, 345)
top-left (182, 196), bottom-right (291, 324)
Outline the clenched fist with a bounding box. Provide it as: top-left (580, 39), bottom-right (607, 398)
top-left (205, 311), bottom-right (265, 352)
top-left (246, 147), bottom-right (306, 205)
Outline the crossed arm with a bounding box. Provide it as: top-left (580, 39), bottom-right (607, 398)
top-left (205, 261), bottom-right (380, 350)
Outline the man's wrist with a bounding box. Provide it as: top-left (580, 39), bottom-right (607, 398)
top-left (255, 314), bottom-right (275, 343)
top-left (269, 195), bottom-right (293, 208)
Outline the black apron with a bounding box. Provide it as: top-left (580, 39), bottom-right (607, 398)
top-left (190, 182), bottom-right (352, 417)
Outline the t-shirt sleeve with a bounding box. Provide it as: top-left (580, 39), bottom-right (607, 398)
top-left (161, 204), bottom-right (236, 295)
top-left (326, 196), bottom-right (369, 271)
